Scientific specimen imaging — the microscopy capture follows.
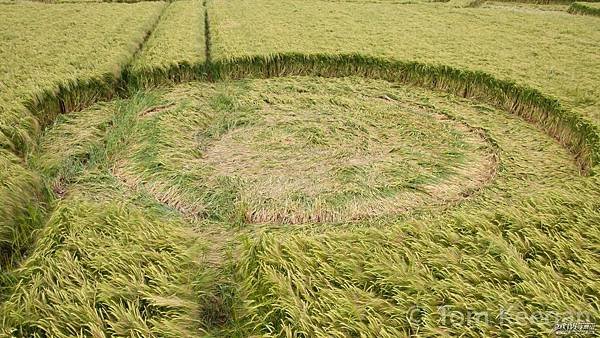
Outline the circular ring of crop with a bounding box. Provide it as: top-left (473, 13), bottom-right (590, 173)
top-left (110, 77), bottom-right (502, 224)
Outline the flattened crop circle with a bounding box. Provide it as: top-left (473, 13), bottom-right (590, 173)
top-left (120, 77), bottom-right (499, 224)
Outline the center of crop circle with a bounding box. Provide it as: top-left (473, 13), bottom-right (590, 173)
top-left (190, 78), bottom-right (498, 223)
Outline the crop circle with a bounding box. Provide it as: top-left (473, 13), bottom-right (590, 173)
top-left (117, 77), bottom-right (498, 224)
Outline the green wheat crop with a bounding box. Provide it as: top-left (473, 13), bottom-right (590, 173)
top-left (132, 0), bottom-right (207, 88)
top-left (210, 0), bottom-right (600, 124)
top-left (568, 1), bottom-right (600, 16)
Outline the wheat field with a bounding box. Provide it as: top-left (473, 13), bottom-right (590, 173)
top-left (0, 0), bottom-right (598, 336)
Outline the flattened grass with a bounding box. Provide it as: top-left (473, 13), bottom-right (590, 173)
top-left (2, 73), bottom-right (600, 337)
top-left (0, 152), bottom-right (43, 268)
top-left (1, 93), bottom-right (225, 336)
top-left (221, 78), bottom-right (600, 337)
top-left (114, 77), bottom-right (498, 224)
top-left (0, 200), bottom-right (204, 337)
top-left (5, 73), bottom-right (598, 335)
top-left (235, 190), bottom-right (600, 336)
